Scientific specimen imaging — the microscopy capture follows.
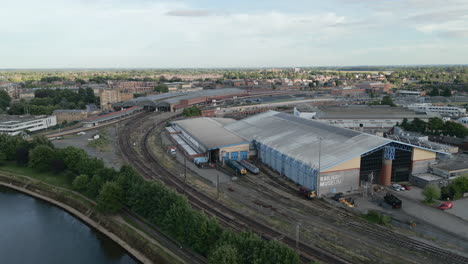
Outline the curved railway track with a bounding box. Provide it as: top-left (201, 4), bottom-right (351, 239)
top-left (117, 112), bottom-right (350, 264)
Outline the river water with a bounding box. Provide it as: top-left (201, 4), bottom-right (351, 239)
top-left (0, 186), bottom-right (137, 264)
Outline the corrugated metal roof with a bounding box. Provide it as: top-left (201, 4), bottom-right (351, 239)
top-left (172, 117), bottom-right (248, 150)
top-left (161, 88), bottom-right (244, 105)
top-left (297, 105), bottom-right (439, 119)
top-left (224, 111), bottom-right (392, 171)
top-left (117, 88), bottom-right (245, 107)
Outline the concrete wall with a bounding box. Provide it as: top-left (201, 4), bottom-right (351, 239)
top-left (319, 169), bottom-right (360, 196)
top-left (411, 148), bottom-right (436, 174)
top-left (412, 160), bottom-right (432, 174)
top-left (412, 148), bottom-right (436, 161)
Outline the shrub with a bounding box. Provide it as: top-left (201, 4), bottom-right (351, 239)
top-left (363, 210), bottom-right (391, 225)
top-left (423, 184), bottom-right (441, 203)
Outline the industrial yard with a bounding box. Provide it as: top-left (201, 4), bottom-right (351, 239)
top-left (30, 86), bottom-right (468, 263)
top-left (112, 105), bottom-right (468, 264)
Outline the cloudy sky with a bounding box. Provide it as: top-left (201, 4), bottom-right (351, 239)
top-left (1, 0), bottom-right (467, 68)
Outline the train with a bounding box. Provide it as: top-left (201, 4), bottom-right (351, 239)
top-left (227, 160), bottom-right (247, 175)
top-left (299, 187), bottom-right (317, 199)
top-left (384, 193), bottom-right (402, 209)
top-left (240, 159), bottom-right (260, 174)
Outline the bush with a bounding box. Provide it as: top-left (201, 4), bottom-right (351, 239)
top-left (208, 244), bottom-right (239, 264)
top-left (423, 184), bottom-right (441, 203)
top-left (442, 176), bottom-right (468, 200)
top-left (28, 145), bottom-right (55, 172)
top-left (363, 210), bottom-right (391, 225)
top-left (97, 182), bottom-right (124, 214)
top-left (72, 174), bottom-right (89, 192)
top-left (182, 106), bottom-right (201, 117)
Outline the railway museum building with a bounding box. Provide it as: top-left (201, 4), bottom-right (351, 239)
top-left (170, 111), bottom-right (444, 197)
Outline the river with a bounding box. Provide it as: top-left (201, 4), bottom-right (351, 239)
top-left (0, 186), bottom-right (138, 264)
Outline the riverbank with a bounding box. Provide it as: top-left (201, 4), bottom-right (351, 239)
top-left (0, 171), bottom-right (185, 264)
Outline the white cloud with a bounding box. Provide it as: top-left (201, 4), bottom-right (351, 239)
top-left (0, 0), bottom-right (467, 67)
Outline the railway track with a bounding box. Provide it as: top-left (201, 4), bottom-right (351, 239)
top-left (118, 111), bottom-right (468, 264)
top-left (256, 162), bottom-right (468, 264)
top-left (117, 112), bottom-right (350, 264)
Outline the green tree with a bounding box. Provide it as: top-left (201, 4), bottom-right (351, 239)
top-left (60, 147), bottom-right (88, 174)
top-left (208, 245), bottom-right (239, 264)
top-left (401, 118), bottom-right (409, 130)
top-left (72, 174), bottom-right (90, 192)
top-left (28, 145), bottom-right (55, 172)
top-left (97, 181), bottom-right (124, 214)
top-left (442, 88), bottom-right (452, 97)
top-left (0, 90), bottom-right (11, 110)
top-left (410, 118), bottom-right (427, 133)
top-left (427, 117), bottom-right (445, 134)
top-left (154, 83), bottom-right (169, 93)
top-left (30, 135), bottom-right (54, 149)
top-left (15, 147), bottom-right (30, 165)
top-left (86, 175), bottom-right (104, 198)
top-left (423, 184), bottom-right (441, 203)
top-left (0, 152), bottom-right (6, 165)
top-left (381, 95), bottom-right (396, 107)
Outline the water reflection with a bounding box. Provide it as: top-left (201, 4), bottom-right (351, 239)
top-left (0, 186), bottom-right (137, 264)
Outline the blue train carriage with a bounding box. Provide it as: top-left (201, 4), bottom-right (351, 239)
top-left (240, 160), bottom-right (260, 174)
top-left (227, 160), bottom-right (247, 175)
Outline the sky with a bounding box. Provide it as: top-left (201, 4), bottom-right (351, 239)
top-left (1, 0), bottom-right (468, 68)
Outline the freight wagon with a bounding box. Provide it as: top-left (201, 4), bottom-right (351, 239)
top-left (227, 160), bottom-right (247, 175)
top-left (240, 160), bottom-right (260, 174)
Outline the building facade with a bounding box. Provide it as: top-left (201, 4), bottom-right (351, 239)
top-left (53, 109), bottom-right (88, 124)
top-left (0, 115), bottom-right (57, 136)
top-left (407, 103), bottom-right (466, 117)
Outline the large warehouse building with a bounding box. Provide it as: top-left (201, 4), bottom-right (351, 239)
top-left (293, 105), bottom-right (438, 130)
top-left (170, 111), bottom-right (445, 197)
top-left (170, 118), bottom-right (251, 162)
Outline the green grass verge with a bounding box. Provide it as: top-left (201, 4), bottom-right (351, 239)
top-left (0, 163), bottom-right (72, 189)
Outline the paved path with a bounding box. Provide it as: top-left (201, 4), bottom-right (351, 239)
top-left (448, 198), bottom-right (468, 221)
top-left (394, 188), bottom-right (468, 240)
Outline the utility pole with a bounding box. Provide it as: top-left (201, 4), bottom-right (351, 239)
top-left (316, 137), bottom-right (322, 198)
top-left (295, 223), bottom-right (301, 255)
top-left (216, 173), bottom-right (220, 199)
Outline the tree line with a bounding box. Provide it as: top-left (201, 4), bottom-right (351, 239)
top-left (6, 88), bottom-right (96, 116)
top-left (399, 117), bottom-right (468, 138)
top-left (0, 134), bottom-right (299, 264)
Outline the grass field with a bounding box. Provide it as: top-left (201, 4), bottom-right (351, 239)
top-left (0, 163), bottom-right (72, 189)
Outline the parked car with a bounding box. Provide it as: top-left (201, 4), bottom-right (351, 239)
top-left (400, 184), bottom-right (412, 190)
top-left (77, 132), bottom-right (86, 135)
top-left (438, 202), bottom-right (453, 210)
top-left (391, 184), bottom-right (405, 191)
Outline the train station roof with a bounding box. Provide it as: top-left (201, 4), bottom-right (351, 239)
top-left (171, 117), bottom-right (249, 151)
top-left (225, 111), bottom-right (394, 171)
top-left (114, 88), bottom-right (245, 108)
